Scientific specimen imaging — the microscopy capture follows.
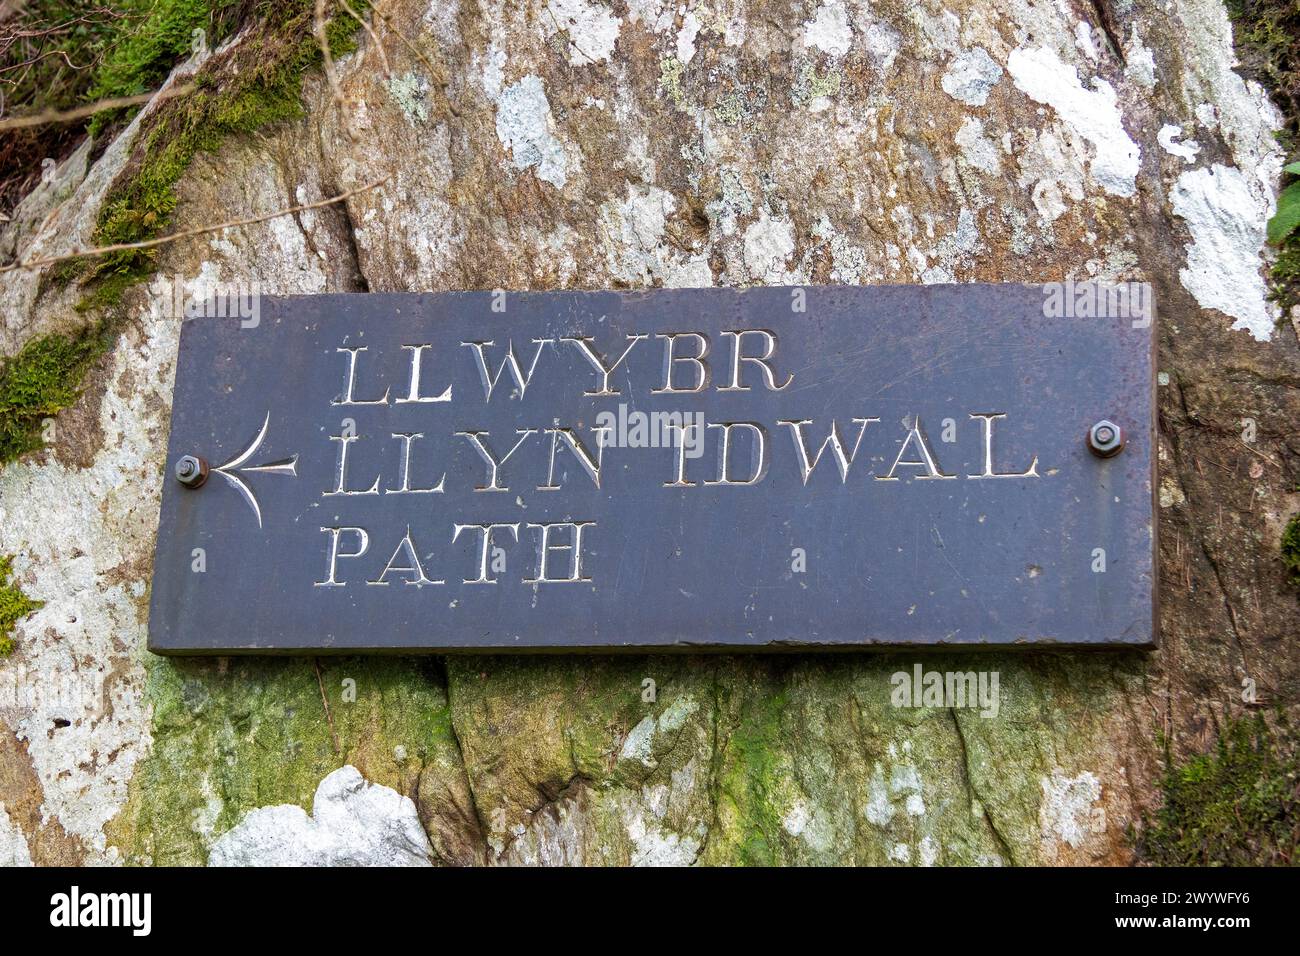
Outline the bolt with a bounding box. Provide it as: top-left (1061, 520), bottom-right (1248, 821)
top-left (1086, 420), bottom-right (1124, 458)
top-left (175, 454), bottom-right (209, 488)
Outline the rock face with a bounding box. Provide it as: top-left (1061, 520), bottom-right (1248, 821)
top-left (208, 766), bottom-right (433, 866)
top-left (1, 0), bottom-right (1298, 865)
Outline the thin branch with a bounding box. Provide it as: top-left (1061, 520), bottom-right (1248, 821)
top-left (0, 46), bottom-right (94, 76)
top-left (0, 83), bottom-right (193, 130)
top-left (339, 0), bottom-right (390, 80)
top-left (314, 658), bottom-right (342, 756)
top-left (314, 0), bottom-right (358, 141)
top-left (0, 174), bottom-right (391, 273)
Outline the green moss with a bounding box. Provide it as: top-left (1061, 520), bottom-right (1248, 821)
top-left (81, 1), bottom-right (365, 306)
top-left (1227, 0), bottom-right (1300, 314)
top-left (1140, 714), bottom-right (1300, 866)
top-left (712, 683), bottom-right (790, 866)
top-left (1281, 514), bottom-right (1300, 588)
top-left (0, 324), bottom-right (111, 465)
top-left (86, 0), bottom-right (247, 136)
top-left (108, 656), bottom-right (456, 864)
top-left (0, 555), bottom-right (44, 656)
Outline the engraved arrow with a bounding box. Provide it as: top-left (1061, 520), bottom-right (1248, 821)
top-left (212, 411), bottom-right (298, 528)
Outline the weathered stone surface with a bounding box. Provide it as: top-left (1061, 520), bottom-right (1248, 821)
top-left (208, 765), bottom-right (433, 866)
top-left (1, 0), bottom-right (1297, 865)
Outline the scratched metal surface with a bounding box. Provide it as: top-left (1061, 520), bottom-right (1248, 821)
top-left (147, 285), bottom-right (1156, 653)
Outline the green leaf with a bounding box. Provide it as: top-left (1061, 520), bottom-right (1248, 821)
top-left (1267, 180), bottom-right (1300, 245)
top-left (1284, 161), bottom-right (1300, 176)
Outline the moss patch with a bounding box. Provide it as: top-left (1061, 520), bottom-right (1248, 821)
top-left (107, 656), bottom-right (457, 865)
top-left (716, 685), bottom-right (790, 865)
top-left (0, 1), bottom-right (246, 213)
top-left (1227, 0), bottom-right (1300, 314)
top-left (85, 0), bottom-right (248, 136)
top-left (1140, 714), bottom-right (1300, 865)
top-left (83, 1), bottom-right (366, 305)
top-left (0, 324), bottom-right (112, 466)
top-left (0, 555), bottom-right (44, 656)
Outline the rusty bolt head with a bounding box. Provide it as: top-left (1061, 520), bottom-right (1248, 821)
top-left (175, 454), bottom-right (208, 488)
top-left (1086, 420), bottom-right (1124, 458)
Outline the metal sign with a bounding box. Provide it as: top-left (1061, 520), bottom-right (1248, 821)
top-left (148, 285), bottom-right (1156, 653)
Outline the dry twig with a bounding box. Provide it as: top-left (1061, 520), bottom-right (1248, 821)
top-left (0, 83), bottom-right (193, 130)
top-left (313, 658), bottom-right (342, 756)
top-left (0, 174), bottom-right (391, 273)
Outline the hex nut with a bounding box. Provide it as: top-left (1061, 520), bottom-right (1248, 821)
top-left (1087, 420), bottom-right (1124, 458)
top-left (175, 454), bottom-right (209, 488)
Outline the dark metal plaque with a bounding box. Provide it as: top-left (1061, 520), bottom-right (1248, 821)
top-left (148, 285), bottom-right (1155, 653)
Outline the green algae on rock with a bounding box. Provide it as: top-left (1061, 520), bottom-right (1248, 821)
top-left (0, 556), bottom-right (43, 656)
top-left (0, 325), bottom-right (111, 466)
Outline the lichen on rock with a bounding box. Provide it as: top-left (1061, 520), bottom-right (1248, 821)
top-left (0, 0), bottom-right (1297, 867)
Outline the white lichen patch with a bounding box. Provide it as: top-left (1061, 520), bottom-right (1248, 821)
top-left (626, 805), bottom-right (702, 865)
top-left (494, 74), bottom-right (570, 187)
top-left (1157, 124), bottom-right (1200, 164)
top-left (1174, 0), bottom-right (1283, 204)
top-left (858, 18), bottom-right (900, 74)
top-left (956, 117), bottom-right (1001, 174)
top-left (208, 766), bottom-right (433, 866)
top-left (742, 211), bottom-right (796, 283)
top-left (802, 0), bottom-right (853, 59)
top-left (1015, 128), bottom-right (1086, 224)
top-left (676, 11), bottom-right (702, 64)
top-left (782, 797), bottom-right (834, 853)
top-left (617, 694), bottom-right (703, 768)
top-left (921, 207), bottom-right (982, 283)
top-left (864, 766), bottom-right (893, 826)
top-left (1039, 770), bottom-right (1105, 859)
top-left (909, 6), bottom-right (959, 57)
top-left (1006, 46), bottom-right (1140, 198)
top-left (941, 47), bottom-right (1003, 106)
top-left (863, 752), bottom-right (930, 836)
top-left (1123, 25), bottom-right (1157, 89)
top-left (0, 804), bottom-right (33, 866)
top-left (706, 167), bottom-right (753, 236)
top-left (597, 184), bottom-right (713, 287)
top-left (476, 41), bottom-right (506, 100)
top-left (918, 834), bottom-right (939, 866)
top-left (544, 0), bottom-right (621, 65)
top-left (812, 217), bottom-right (869, 283)
top-left (1169, 164), bottom-right (1276, 341)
